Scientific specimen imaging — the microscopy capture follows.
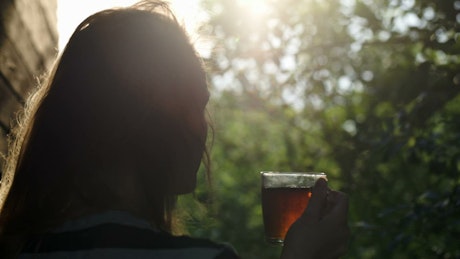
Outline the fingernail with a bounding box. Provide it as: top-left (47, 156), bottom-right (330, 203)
top-left (315, 177), bottom-right (327, 187)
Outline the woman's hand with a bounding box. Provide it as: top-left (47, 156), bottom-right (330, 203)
top-left (281, 178), bottom-right (350, 259)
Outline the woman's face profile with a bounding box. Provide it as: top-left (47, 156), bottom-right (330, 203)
top-left (159, 97), bottom-right (208, 194)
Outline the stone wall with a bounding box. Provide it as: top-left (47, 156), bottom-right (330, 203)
top-left (0, 0), bottom-right (58, 171)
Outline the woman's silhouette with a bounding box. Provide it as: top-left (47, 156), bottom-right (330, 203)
top-left (0, 1), bottom-right (349, 258)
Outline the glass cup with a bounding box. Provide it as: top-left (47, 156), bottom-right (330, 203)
top-left (261, 171), bottom-right (327, 245)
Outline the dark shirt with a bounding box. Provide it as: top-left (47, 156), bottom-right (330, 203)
top-left (20, 211), bottom-right (239, 259)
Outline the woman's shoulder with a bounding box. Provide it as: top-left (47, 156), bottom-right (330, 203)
top-left (20, 211), bottom-right (239, 259)
top-left (22, 223), bottom-right (239, 258)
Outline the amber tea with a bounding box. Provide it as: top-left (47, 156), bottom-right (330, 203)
top-left (261, 172), bottom-right (326, 244)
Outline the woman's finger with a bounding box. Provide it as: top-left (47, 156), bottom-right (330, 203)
top-left (302, 178), bottom-right (328, 221)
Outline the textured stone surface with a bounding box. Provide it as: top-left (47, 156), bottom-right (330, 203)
top-left (0, 0), bottom-right (57, 171)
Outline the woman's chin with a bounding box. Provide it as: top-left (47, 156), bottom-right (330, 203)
top-left (168, 176), bottom-right (197, 195)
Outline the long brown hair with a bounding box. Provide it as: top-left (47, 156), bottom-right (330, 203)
top-left (0, 0), bottom-right (210, 255)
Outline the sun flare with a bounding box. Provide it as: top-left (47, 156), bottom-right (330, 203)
top-left (242, 0), bottom-right (271, 16)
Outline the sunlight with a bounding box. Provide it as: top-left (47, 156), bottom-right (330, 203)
top-left (240, 0), bottom-right (271, 17)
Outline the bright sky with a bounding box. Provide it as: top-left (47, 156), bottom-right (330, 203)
top-left (57, 0), bottom-right (208, 54)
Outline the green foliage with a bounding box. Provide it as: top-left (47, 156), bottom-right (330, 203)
top-left (184, 0), bottom-right (460, 258)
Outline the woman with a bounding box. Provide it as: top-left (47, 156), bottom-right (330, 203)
top-left (0, 1), bottom-right (349, 258)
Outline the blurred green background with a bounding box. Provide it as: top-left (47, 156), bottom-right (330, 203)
top-left (178, 0), bottom-right (460, 258)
